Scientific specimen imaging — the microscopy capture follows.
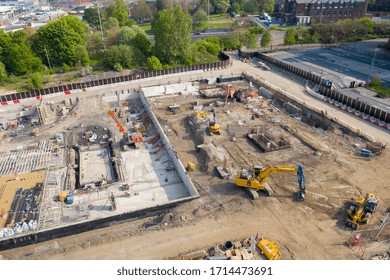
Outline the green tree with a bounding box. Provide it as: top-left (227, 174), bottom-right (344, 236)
top-left (104, 45), bottom-right (145, 70)
top-left (117, 26), bottom-right (137, 45)
top-left (242, 0), bottom-right (275, 14)
top-left (104, 17), bottom-right (120, 30)
top-left (0, 29), bottom-right (11, 52)
top-left (243, 0), bottom-right (258, 13)
top-left (132, 0), bottom-right (152, 22)
top-left (86, 32), bottom-right (104, 54)
top-left (117, 26), bottom-right (151, 54)
top-left (83, 7), bottom-right (104, 28)
top-left (4, 31), bottom-right (43, 76)
top-left (261, 31), bottom-right (271, 47)
top-left (221, 34), bottom-right (241, 49)
top-left (32, 16), bottom-right (86, 68)
top-left (147, 56), bottom-right (163, 70)
top-left (152, 7), bottom-right (192, 64)
top-left (6, 43), bottom-right (43, 75)
top-left (358, 18), bottom-right (375, 33)
top-left (284, 28), bottom-right (296, 45)
top-left (258, 0), bottom-right (275, 14)
top-left (193, 9), bottom-right (208, 31)
top-left (0, 62), bottom-right (7, 82)
top-left (132, 32), bottom-right (152, 55)
top-left (231, 3), bottom-right (241, 15)
top-left (236, 29), bottom-right (257, 48)
top-left (214, 0), bottom-right (230, 13)
top-left (374, 21), bottom-right (390, 37)
top-left (296, 28), bottom-right (312, 43)
top-left (75, 45), bottom-right (90, 66)
top-left (106, 0), bottom-right (129, 26)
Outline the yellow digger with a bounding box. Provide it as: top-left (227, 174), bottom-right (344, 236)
top-left (209, 109), bottom-right (221, 135)
top-left (346, 193), bottom-right (379, 230)
top-left (193, 111), bottom-right (208, 119)
top-left (235, 165), bottom-right (306, 200)
top-left (257, 238), bottom-right (281, 260)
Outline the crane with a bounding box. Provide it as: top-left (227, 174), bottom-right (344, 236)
top-left (107, 110), bottom-right (143, 148)
top-left (235, 165), bottom-right (306, 200)
top-left (346, 193), bottom-right (379, 230)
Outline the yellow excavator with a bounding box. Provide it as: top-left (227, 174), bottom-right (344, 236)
top-left (257, 238), bottom-right (281, 260)
top-left (235, 165), bottom-right (306, 200)
top-left (346, 193), bottom-right (379, 230)
top-left (209, 109), bottom-right (221, 134)
top-left (193, 111), bottom-right (208, 119)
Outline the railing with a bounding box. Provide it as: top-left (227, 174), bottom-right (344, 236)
top-left (239, 48), bottom-right (390, 125)
top-left (0, 53), bottom-right (232, 104)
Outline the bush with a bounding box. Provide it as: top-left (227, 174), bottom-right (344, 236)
top-left (146, 56), bottom-right (163, 70)
top-left (370, 76), bottom-right (381, 86)
top-left (204, 42), bottom-right (220, 55)
top-left (28, 72), bottom-right (43, 89)
top-left (62, 64), bottom-right (71, 72)
top-left (113, 63), bottom-right (123, 72)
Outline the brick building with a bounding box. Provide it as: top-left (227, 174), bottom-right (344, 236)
top-left (282, 0), bottom-right (369, 25)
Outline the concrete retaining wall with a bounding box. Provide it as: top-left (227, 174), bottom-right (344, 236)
top-left (139, 92), bottom-right (199, 198)
top-left (0, 201), bottom-right (180, 251)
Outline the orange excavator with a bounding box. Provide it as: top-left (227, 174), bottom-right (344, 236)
top-left (224, 84), bottom-right (239, 104)
top-left (107, 110), bottom-right (143, 148)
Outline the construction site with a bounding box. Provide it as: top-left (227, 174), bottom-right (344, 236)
top-left (0, 58), bottom-right (390, 260)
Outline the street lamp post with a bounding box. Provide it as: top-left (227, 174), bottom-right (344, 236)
top-left (368, 49), bottom-right (379, 84)
top-left (97, 0), bottom-right (106, 51)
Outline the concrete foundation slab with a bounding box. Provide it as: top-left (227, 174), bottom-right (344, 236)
top-left (79, 148), bottom-right (112, 186)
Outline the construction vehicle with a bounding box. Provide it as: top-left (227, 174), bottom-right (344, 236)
top-left (347, 193), bottom-right (379, 230)
top-left (223, 84), bottom-right (239, 104)
top-left (209, 109), bottom-right (221, 135)
top-left (257, 238), bottom-right (281, 260)
top-left (186, 162), bottom-right (196, 171)
top-left (58, 191), bottom-right (73, 204)
top-left (235, 165), bottom-right (306, 200)
top-left (193, 111), bottom-right (208, 119)
top-left (107, 110), bottom-right (143, 148)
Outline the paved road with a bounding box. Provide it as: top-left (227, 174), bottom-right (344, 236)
top-left (268, 45), bottom-right (390, 89)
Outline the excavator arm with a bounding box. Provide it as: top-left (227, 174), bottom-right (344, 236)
top-left (257, 166), bottom-right (299, 185)
top-left (258, 165), bottom-right (306, 200)
top-left (107, 110), bottom-right (127, 135)
top-left (236, 164), bottom-right (306, 200)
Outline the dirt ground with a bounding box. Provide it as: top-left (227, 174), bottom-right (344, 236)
top-left (1, 81), bottom-right (389, 260)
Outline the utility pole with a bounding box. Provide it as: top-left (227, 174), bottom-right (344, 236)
top-left (368, 49), bottom-right (378, 84)
top-left (319, 1), bottom-right (324, 24)
top-left (97, 0), bottom-right (106, 51)
top-left (207, 0), bottom-right (210, 30)
top-left (44, 45), bottom-right (51, 70)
